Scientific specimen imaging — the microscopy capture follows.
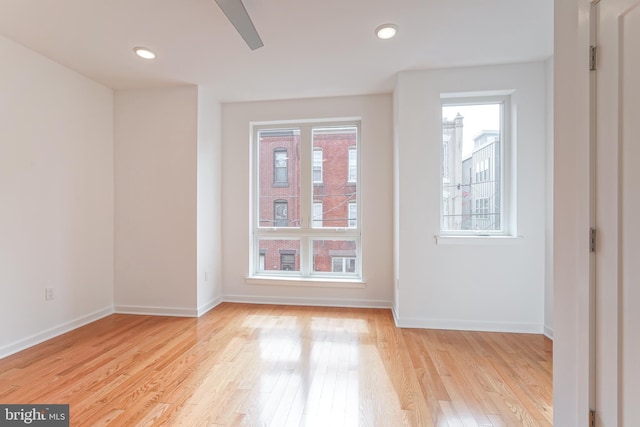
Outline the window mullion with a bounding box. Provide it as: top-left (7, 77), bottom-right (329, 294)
top-left (299, 126), bottom-right (312, 276)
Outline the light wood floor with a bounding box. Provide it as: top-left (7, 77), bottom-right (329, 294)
top-left (0, 303), bottom-right (552, 426)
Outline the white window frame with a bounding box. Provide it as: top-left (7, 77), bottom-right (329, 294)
top-left (439, 94), bottom-right (512, 236)
top-left (250, 119), bottom-right (362, 281)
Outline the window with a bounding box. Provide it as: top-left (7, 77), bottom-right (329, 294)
top-left (259, 249), bottom-right (266, 271)
top-left (313, 149), bottom-right (323, 183)
top-left (274, 200), bottom-right (288, 227)
top-left (348, 147), bottom-right (357, 183)
top-left (280, 251), bottom-right (296, 271)
top-left (332, 257), bottom-right (356, 273)
top-left (475, 198), bottom-right (489, 219)
top-left (313, 202), bottom-right (323, 228)
top-left (348, 202), bottom-right (357, 228)
top-left (441, 96), bottom-right (509, 234)
top-left (274, 149), bottom-right (288, 185)
top-left (253, 122), bottom-right (361, 279)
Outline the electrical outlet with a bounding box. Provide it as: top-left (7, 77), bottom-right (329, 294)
top-left (45, 287), bottom-right (55, 301)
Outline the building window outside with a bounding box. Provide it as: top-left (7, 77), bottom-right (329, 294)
top-left (348, 147), bottom-right (357, 183)
top-left (442, 139), bottom-right (449, 179)
top-left (441, 96), bottom-right (509, 234)
top-left (274, 200), bottom-right (288, 227)
top-left (332, 256), bottom-right (356, 273)
top-left (313, 149), bottom-right (323, 183)
top-left (348, 202), bottom-right (357, 228)
top-left (274, 149), bottom-right (288, 185)
top-left (253, 122), bottom-right (360, 279)
top-left (313, 202), bottom-right (323, 228)
top-left (280, 252), bottom-right (296, 271)
top-left (475, 198), bottom-right (489, 219)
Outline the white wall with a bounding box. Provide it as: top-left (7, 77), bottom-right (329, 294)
top-left (545, 57), bottom-right (554, 338)
top-left (554, 0), bottom-right (595, 425)
top-left (114, 86), bottom-right (199, 316)
top-left (221, 95), bottom-right (394, 307)
top-left (394, 62), bottom-right (547, 333)
top-left (197, 86), bottom-right (223, 314)
top-left (0, 35), bottom-right (114, 357)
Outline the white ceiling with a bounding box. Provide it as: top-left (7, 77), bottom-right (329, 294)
top-left (0, 0), bottom-right (553, 102)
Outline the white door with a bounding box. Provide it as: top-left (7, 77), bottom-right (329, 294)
top-left (595, 0), bottom-right (640, 425)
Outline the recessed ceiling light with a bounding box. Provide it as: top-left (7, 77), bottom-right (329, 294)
top-left (375, 24), bottom-right (398, 40)
top-left (133, 47), bottom-right (156, 60)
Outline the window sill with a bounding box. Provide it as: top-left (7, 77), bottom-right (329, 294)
top-left (245, 276), bottom-right (366, 289)
top-left (434, 235), bottom-right (523, 245)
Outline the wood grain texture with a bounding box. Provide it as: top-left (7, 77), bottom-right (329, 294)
top-left (0, 303), bottom-right (552, 426)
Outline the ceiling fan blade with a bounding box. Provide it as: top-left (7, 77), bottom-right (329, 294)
top-left (215, 0), bottom-right (264, 50)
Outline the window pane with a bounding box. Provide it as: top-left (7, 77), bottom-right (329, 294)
top-left (259, 129), bottom-right (300, 228)
top-left (258, 239), bottom-right (300, 272)
top-left (312, 239), bottom-right (357, 274)
top-left (312, 126), bottom-right (358, 228)
top-left (442, 103), bottom-right (502, 232)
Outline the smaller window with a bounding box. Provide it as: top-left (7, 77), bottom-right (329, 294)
top-left (348, 147), bottom-right (357, 183)
top-left (313, 149), bottom-right (323, 183)
top-left (348, 202), bottom-right (357, 228)
top-left (274, 200), bottom-right (288, 227)
top-left (441, 97), bottom-right (508, 234)
top-left (274, 149), bottom-right (288, 185)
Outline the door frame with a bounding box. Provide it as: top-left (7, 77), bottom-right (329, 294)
top-left (552, 0), bottom-right (596, 425)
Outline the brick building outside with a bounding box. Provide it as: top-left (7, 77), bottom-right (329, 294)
top-left (257, 126), bottom-right (358, 274)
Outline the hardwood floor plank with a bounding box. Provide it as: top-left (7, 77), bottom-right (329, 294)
top-left (0, 303), bottom-right (552, 426)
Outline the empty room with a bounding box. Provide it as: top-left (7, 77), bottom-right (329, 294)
top-left (1, 0), bottom-right (635, 425)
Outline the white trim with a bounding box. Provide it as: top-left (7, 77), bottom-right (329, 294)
top-left (0, 306), bottom-right (114, 360)
top-left (394, 315), bottom-right (544, 334)
top-left (114, 305), bottom-right (198, 317)
top-left (197, 296), bottom-right (224, 317)
top-left (391, 305), bottom-right (401, 327)
top-left (223, 294), bottom-right (391, 309)
top-left (544, 326), bottom-right (554, 340)
top-left (245, 275), bottom-right (365, 288)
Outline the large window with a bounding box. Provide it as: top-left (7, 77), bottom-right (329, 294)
top-left (441, 96), bottom-right (510, 234)
top-left (253, 121), bottom-right (360, 279)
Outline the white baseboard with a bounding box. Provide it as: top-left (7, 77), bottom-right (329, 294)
top-left (543, 325), bottom-right (554, 340)
top-left (391, 305), bottom-right (401, 327)
top-left (394, 316), bottom-right (544, 334)
top-left (197, 296), bottom-right (224, 317)
top-left (0, 306), bottom-right (114, 360)
top-left (223, 294), bottom-right (392, 309)
top-left (114, 305), bottom-right (198, 317)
